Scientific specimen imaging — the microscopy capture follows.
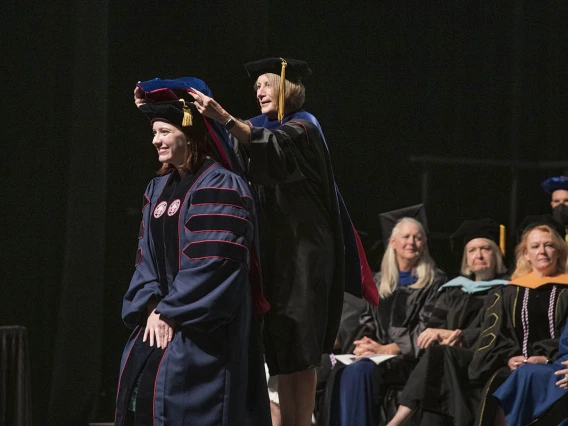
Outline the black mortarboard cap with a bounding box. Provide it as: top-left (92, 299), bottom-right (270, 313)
top-left (139, 100), bottom-right (205, 134)
top-left (244, 57), bottom-right (312, 82)
top-left (451, 219), bottom-right (505, 254)
top-left (379, 204), bottom-right (428, 247)
top-left (541, 176), bottom-right (568, 194)
top-left (517, 214), bottom-right (566, 242)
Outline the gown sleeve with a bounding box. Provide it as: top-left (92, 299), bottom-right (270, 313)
top-left (468, 287), bottom-right (519, 383)
top-left (426, 288), bottom-right (453, 329)
top-left (460, 305), bottom-right (484, 349)
top-left (247, 120), bottom-right (323, 185)
top-left (154, 170), bottom-right (255, 332)
top-left (122, 178), bottom-right (165, 328)
top-left (403, 273), bottom-right (446, 357)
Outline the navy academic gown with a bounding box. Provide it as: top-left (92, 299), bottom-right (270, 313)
top-left (493, 321), bottom-right (568, 425)
top-left (116, 160), bottom-right (270, 426)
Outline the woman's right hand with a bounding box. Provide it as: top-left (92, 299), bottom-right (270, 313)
top-left (143, 309), bottom-right (174, 349)
top-left (508, 355), bottom-right (527, 371)
top-left (134, 83), bottom-right (146, 108)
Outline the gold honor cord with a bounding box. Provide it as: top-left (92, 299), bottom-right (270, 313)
top-left (499, 224), bottom-right (506, 256)
top-left (278, 58), bottom-right (288, 121)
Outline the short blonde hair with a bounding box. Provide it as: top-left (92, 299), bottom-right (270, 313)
top-left (378, 217), bottom-right (436, 298)
top-left (511, 225), bottom-right (568, 279)
top-left (460, 238), bottom-right (507, 277)
top-left (255, 73), bottom-right (306, 113)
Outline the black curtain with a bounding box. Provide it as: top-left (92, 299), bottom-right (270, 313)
top-left (47, 1), bottom-right (108, 424)
top-left (1, 1), bottom-right (566, 424)
top-left (0, 327), bottom-right (31, 426)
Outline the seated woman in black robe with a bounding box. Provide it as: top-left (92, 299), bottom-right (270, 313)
top-left (387, 215), bottom-right (568, 426)
top-left (386, 218), bottom-right (509, 426)
top-left (319, 213), bottom-right (447, 426)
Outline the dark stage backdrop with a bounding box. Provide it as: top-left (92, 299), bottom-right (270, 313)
top-left (1, 1), bottom-right (566, 424)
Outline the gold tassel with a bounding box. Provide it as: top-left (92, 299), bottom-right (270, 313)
top-left (181, 100), bottom-right (193, 127)
top-left (499, 224), bottom-right (506, 256)
top-left (278, 57), bottom-right (288, 121)
top-left (565, 234), bottom-right (568, 244)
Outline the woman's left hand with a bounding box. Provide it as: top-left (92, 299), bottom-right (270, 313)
top-left (555, 360), bottom-right (568, 389)
top-left (508, 355), bottom-right (527, 371)
top-left (188, 88), bottom-right (231, 124)
top-left (143, 310), bottom-right (175, 349)
top-left (524, 356), bottom-right (548, 365)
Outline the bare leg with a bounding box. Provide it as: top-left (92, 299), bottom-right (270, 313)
top-left (278, 368), bottom-right (317, 426)
top-left (386, 405), bottom-right (414, 426)
top-left (270, 401), bottom-right (282, 426)
top-left (494, 406), bottom-right (507, 426)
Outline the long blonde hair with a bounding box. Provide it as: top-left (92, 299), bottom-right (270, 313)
top-left (378, 217), bottom-right (436, 298)
top-left (511, 225), bottom-right (568, 279)
top-left (460, 239), bottom-right (507, 277)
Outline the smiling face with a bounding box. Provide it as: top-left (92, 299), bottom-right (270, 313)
top-left (524, 229), bottom-right (559, 276)
top-left (256, 74), bottom-right (278, 119)
top-left (390, 221), bottom-right (425, 267)
top-left (465, 238), bottom-right (495, 276)
top-left (152, 121), bottom-right (188, 167)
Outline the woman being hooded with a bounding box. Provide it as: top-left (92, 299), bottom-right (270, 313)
top-left (184, 57), bottom-right (376, 426)
top-left (115, 94), bottom-right (270, 426)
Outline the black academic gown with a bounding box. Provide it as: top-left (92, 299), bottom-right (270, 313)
top-left (365, 269), bottom-right (447, 359)
top-left (245, 116), bottom-right (345, 375)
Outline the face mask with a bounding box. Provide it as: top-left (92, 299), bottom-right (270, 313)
top-left (552, 204), bottom-right (568, 227)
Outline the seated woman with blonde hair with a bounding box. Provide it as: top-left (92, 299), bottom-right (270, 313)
top-left (490, 216), bottom-right (568, 426)
top-left (318, 207), bottom-right (447, 426)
